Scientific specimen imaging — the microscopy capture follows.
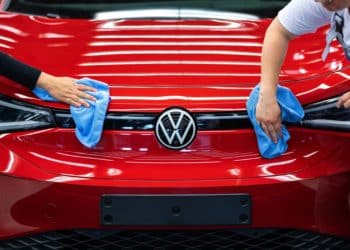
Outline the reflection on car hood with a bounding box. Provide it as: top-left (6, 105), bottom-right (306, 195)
top-left (0, 13), bottom-right (348, 111)
top-left (94, 8), bottom-right (260, 21)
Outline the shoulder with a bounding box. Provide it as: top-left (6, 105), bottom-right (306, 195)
top-left (277, 0), bottom-right (332, 35)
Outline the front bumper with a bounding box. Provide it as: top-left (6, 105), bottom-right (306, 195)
top-left (0, 127), bottom-right (349, 239)
top-left (0, 170), bottom-right (349, 239)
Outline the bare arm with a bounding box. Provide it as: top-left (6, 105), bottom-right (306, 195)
top-left (256, 17), bottom-right (296, 142)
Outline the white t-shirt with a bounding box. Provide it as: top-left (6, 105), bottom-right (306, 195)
top-left (277, 0), bottom-right (350, 48)
top-left (278, 0), bottom-right (331, 35)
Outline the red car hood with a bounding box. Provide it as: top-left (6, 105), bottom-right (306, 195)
top-left (0, 13), bottom-right (349, 111)
top-left (0, 13), bottom-right (350, 183)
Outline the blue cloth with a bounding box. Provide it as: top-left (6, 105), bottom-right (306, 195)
top-left (33, 77), bottom-right (110, 148)
top-left (246, 85), bottom-right (304, 159)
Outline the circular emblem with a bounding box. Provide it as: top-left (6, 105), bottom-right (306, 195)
top-left (155, 107), bottom-right (197, 150)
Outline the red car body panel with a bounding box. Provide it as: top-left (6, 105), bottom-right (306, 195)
top-left (0, 10), bottom-right (349, 239)
top-left (0, 13), bottom-right (349, 111)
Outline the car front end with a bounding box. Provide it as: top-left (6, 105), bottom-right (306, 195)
top-left (0, 0), bottom-right (349, 247)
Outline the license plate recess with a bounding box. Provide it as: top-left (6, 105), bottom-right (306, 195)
top-left (101, 194), bottom-right (251, 226)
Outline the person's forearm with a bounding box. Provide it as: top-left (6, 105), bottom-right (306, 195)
top-left (256, 18), bottom-right (295, 142)
top-left (260, 18), bottom-right (293, 98)
top-left (0, 52), bottom-right (41, 89)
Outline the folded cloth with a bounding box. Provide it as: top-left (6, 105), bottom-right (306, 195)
top-left (246, 85), bottom-right (304, 159)
top-left (32, 77), bottom-right (110, 148)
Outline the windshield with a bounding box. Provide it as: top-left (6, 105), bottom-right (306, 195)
top-left (2, 0), bottom-right (289, 19)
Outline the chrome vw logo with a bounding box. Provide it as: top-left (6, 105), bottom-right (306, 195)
top-left (155, 108), bottom-right (197, 150)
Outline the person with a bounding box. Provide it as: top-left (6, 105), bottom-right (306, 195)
top-left (0, 51), bottom-right (96, 107)
top-left (256, 0), bottom-right (350, 143)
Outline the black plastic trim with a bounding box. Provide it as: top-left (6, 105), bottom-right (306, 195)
top-left (101, 194), bottom-right (251, 226)
top-left (53, 109), bottom-right (252, 131)
top-left (0, 229), bottom-right (348, 249)
top-left (301, 96), bottom-right (350, 131)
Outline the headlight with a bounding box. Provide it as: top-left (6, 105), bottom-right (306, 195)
top-left (0, 95), bottom-right (55, 133)
top-left (301, 97), bottom-right (350, 131)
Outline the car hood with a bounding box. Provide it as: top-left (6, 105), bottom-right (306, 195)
top-left (0, 13), bottom-right (349, 111)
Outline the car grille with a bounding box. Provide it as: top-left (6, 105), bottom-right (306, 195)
top-left (53, 110), bottom-right (252, 130)
top-left (1, 229), bottom-right (349, 250)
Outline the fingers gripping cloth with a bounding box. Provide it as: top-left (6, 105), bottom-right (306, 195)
top-left (32, 77), bottom-right (110, 148)
top-left (246, 85), bottom-right (304, 159)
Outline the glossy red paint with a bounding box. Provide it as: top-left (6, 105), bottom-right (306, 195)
top-left (0, 10), bottom-right (349, 239)
top-left (0, 162), bottom-right (349, 239)
top-left (0, 128), bottom-right (349, 181)
top-left (0, 13), bottom-right (349, 111)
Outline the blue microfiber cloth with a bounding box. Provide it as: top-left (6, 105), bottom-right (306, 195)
top-left (33, 77), bottom-right (110, 148)
top-left (246, 85), bottom-right (304, 159)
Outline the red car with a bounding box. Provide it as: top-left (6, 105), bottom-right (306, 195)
top-left (0, 0), bottom-right (349, 248)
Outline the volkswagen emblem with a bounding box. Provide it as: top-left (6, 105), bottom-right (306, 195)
top-left (155, 107), bottom-right (197, 150)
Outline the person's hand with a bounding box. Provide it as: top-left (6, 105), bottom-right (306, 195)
top-left (336, 91), bottom-right (350, 108)
top-left (255, 93), bottom-right (282, 143)
top-left (36, 72), bottom-right (96, 107)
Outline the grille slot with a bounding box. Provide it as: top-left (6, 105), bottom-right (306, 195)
top-left (1, 229), bottom-right (349, 249)
top-left (53, 110), bottom-right (251, 131)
